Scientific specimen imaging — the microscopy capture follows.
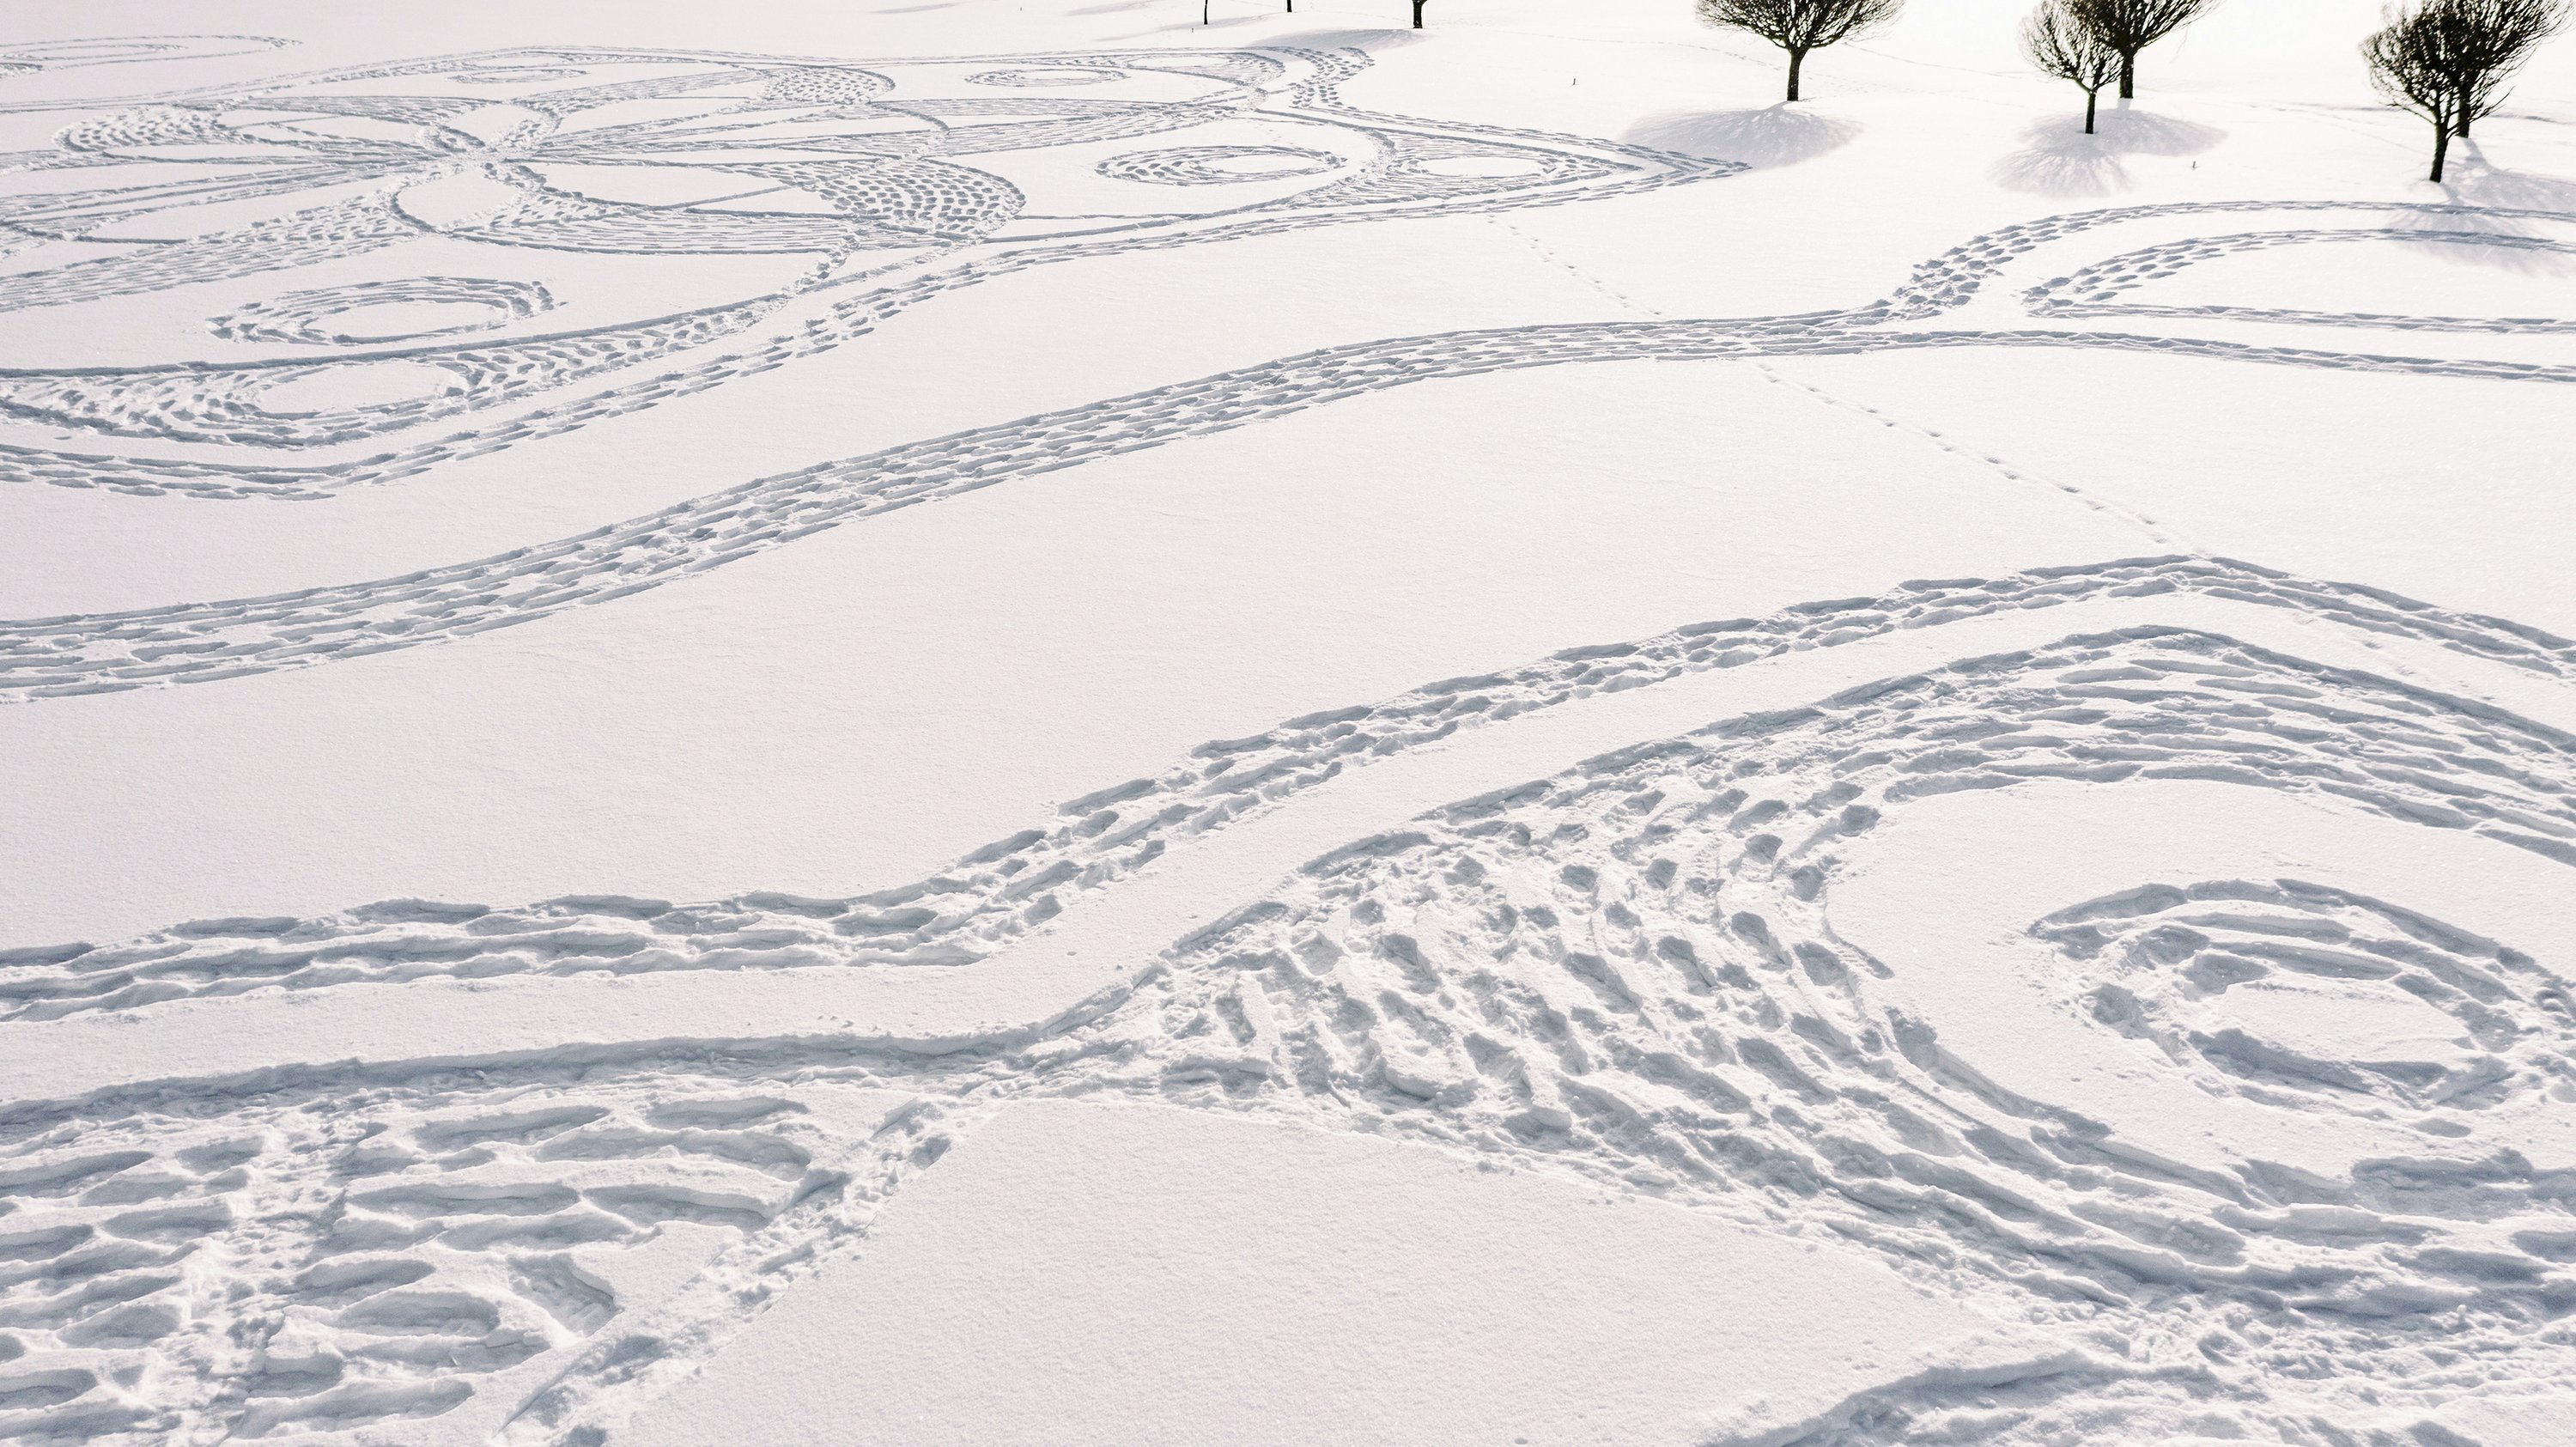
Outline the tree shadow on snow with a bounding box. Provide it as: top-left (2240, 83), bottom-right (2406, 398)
top-left (1129, 14), bottom-right (1267, 33)
top-left (1620, 106), bottom-right (1861, 169)
top-left (1273, 27), bottom-right (1428, 52)
top-left (1990, 108), bottom-right (2224, 197)
top-left (2385, 152), bottom-right (2576, 275)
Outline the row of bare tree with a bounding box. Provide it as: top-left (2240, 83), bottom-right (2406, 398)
top-left (2020, 0), bottom-right (2201, 131)
top-left (1693, 0), bottom-right (2212, 105)
top-left (1689, 0), bottom-right (2565, 180)
top-left (2364, 0), bottom-right (2566, 177)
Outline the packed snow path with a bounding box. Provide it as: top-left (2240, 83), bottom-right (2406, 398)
top-left (9, 555), bottom-right (2576, 1444)
top-left (0, 45), bottom-right (1729, 498)
top-left (6, 198), bottom-right (2576, 696)
top-left (3, 20), bottom-right (2573, 1447)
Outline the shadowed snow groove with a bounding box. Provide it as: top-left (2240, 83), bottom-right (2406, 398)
top-left (7, 38), bottom-right (2575, 1447)
top-left (0, 35), bottom-right (292, 81)
top-left (2023, 225), bottom-right (2576, 334)
top-left (1, 615), bottom-right (2572, 1442)
top-left (0, 43), bottom-right (1736, 498)
top-left (2036, 878), bottom-right (2569, 1115)
top-left (2, 198), bottom-right (2568, 699)
top-left (8, 555), bottom-right (2575, 1016)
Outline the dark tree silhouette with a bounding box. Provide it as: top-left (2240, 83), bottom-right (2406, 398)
top-left (1413, 0), bottom-right (1429, 25)
top-left (2366, 3), bottom-right (2472, 179)
top-left (2448, 0), bottom-right (2567, 134)
top-left (2023, 0), bottom-right (2124, 131)
top-left (2069, 0), bottom-right (2215, 98)
top-left (2366, 0), bottom-right (2566, 177)
top-left (1696, 0), bottom-right (1905, 100)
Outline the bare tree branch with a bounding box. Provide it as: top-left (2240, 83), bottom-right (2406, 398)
top-left (2366, 0), bottom-right (2565, 179)
top-left (2068, 0), bottom-right (2217, 98)
top-left (2446, 0), bottom-right (2567, 134)
top-left (1696, 0), bottom-right (1905, 101)
top-left (2366, 2), bottom-right (2470, 179)
top-left (2024, 0), bottom-right (2125, 132)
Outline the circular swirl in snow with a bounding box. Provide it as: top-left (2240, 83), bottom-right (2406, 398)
top-left (2038, 879), bottom-right (2571, 1113)
top-left (2020, 227), bottom-right (2576, 334)
top-left (1096, 146), bottom-right (1344, 186)
top-left (251, 361), bottom-right (464, 416)
top-left (211, 277), bottom-right (556, 346)
top-left (968, 67), bottom-right (1124, 87)
top-left (452, 65), bottom-right (588, 84)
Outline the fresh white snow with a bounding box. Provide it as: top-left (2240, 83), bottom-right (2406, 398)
top-left (2, 0), bottom-right (2573, 1443)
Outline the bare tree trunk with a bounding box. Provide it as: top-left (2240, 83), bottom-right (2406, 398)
top-left (2084, 88), bottom-right (2098, 133)
top-left (1413, 0), bottom-right (1426, 26)
top-left (1786, 47), bottom-right (1806, 101)
top-left (2430, 112), bottom-right (2451, 180)
top-left (2117, 50), bottom-right (2136, 99)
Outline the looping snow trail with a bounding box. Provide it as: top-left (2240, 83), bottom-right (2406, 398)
top-left (5, 25), bottom-right (2574, 1447)
top-left (4, 552), bottom-right (2570, 1019)
top-left (4, 561), bottom-right (2576, 1443)
top-left (0, 44), bottom-right (1732, 501)
top-left (3, 197), bottom-right (2569, 699)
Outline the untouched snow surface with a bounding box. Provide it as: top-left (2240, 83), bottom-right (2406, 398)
top-left (2, 0), bottom-right (2574, 1443)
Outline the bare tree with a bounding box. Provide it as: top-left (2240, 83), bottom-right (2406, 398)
top-left (2023, 0), bottom-right (2124, 131)
top-left (1696, 0), bottom-right (1905, 101)
top-left (2068, 0), bottom-right (2215, 98)
top-left (2364, 0), bottom-right (2472, 179)
top-left (1413, 0), bottom-right (1429, 25)
top-left (2366, 0), bottom-right (2566, 177)
top-left (2450, 0), bottom-right (2567, 135)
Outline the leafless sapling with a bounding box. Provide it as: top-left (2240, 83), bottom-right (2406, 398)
top-left (2023, 0), bottom-right (2124, 131)
top-left (2447, 0), bottom-right (2567, 135)
top-left (2365, 0), bottom-right (2477, 179)
top-left (2069, 0), bottom-right (2215, 99)
top-left (1696, 0), bottom-right (1905, 101)
top-left (2366, 0), bottom-right (2565, 177)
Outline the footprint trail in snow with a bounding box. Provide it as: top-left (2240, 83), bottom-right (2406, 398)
top-left (5, 561), bottom-right (2576, 1444)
